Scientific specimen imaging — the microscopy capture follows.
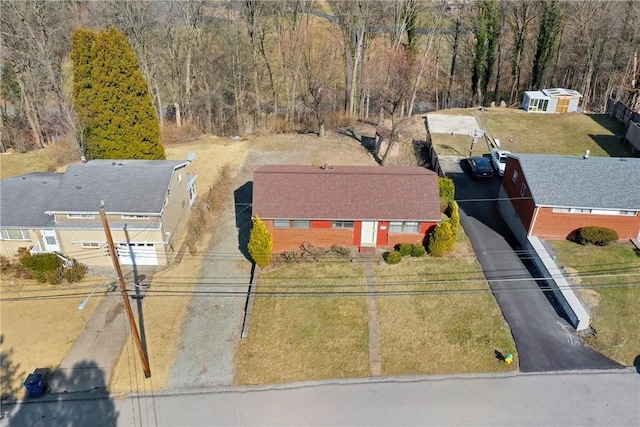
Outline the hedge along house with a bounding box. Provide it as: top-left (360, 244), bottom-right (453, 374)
top-left (522, 88), bottom-right (582, 113)
top-left (252, 165), bottom-right (441, 253)
top-left (0, 160), bottom-right (197, 268)
top-left (496, 154), bottom-right (640, 245)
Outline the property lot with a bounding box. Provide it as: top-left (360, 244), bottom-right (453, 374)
top-left (548, 240), bottom-right (640, 366)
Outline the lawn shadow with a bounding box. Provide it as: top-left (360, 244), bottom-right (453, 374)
top-left (234, 181), bottom-right (254, 261)
top-left (586, 114), bottom-right (634, 157)
top-left (337, 128), bottom-right (381, 164)
top-left (5, 360), bottom-right (118, 426)
top-left (634, 355), bottom-right (640, 374)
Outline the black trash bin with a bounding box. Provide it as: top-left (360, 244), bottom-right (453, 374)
top-left (23, 373), bottom-right (44, 398)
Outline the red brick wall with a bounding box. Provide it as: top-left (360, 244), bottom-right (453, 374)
top-left (532, 208), bottom-right (640, 240)
top-left (263, 219), bottom-right (439, 252)
top-left (503, 159), bottom-right (538, 231)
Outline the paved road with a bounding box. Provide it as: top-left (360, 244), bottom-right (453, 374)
top-left (3, 370), bottom-right (638, 426)
top-left (443, 157), bottom-right (623, 372)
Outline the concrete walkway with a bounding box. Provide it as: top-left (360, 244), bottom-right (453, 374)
top-left (362, 259), bottom-right (382, 377)
top-left (48, 268), bottom-right (153, 394)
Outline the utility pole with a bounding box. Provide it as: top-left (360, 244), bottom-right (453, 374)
top-left (100, 202), bottom-right (151, 378)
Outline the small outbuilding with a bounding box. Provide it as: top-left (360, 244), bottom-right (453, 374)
top-left (252, 165), bottom-right (441, 253)
top-left (522, 88), bottom-right (582, 113)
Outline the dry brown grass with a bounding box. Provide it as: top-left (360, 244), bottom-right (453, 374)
top-left (0, 276), bottom-right (107, 400)
top-left (374, 231), bottom-right (517, 375)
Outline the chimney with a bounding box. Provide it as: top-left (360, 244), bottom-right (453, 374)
top-left (583, 150), bottom-right (590, 159)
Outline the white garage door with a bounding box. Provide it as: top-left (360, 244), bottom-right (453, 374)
top-left (117, 243), bottom-right (158, 266)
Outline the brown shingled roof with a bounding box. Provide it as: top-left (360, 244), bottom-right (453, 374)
top-left (252, 165), bottom-right (441, 221)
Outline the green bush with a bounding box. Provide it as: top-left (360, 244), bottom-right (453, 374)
top-left (396, 243), bottom-right (413, 257)
top-left (411, 244), bottom-right (426, 257)
top-left (248, 215), bottom-right (273, 268)
top-left (42, 269), bottom-right (63, 284)
top-left (438, 177), bottom-right (455, 207)
top-left (384, 250), bottom-right (402, 264)
top-left (578, 226), bottom-right (619, 246)
top-left (63, 261), bottom-right (89, 283)
top-left (20, 253), bottom-right (62, 273)
top-left (446, 201), bottom-right (460, 251)
top-left (428, 222), bottom-right (453, 257)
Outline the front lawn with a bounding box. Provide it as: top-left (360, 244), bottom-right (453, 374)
top-left (374, 237), bottom-right (516, 375)
top-left (235, 259), bottom-right (370, 385)
top-left (548, 240), bottom-right (640, 366)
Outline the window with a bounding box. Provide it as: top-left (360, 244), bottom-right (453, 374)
top-left (0, 229), bottom-right (30, 240)
top-left (274, 220), bottom-right (290, 228)
top-left (389, 221), bottom-right (419, 233)
top-left (332, 221), bottom-right (354, 229)
top-left (67, 214), bottom-right (95, 219)
top-left (81, 242), bottom-right (100, 249)
top-left (121, 215), bottom-right (149, 220)
top-left (619, 210), bottom-right (638, 216)
top-left (293, 220), bottom-right (310, 229)
top-left (520, 183), bottom-right (527, 197)
top-left (552, 208), bottom-right (571, 213)
top-left (511, 171), bottom-right (518, 185)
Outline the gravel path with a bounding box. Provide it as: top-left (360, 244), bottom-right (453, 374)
top-left (169, 150), bottom-right (308, 388)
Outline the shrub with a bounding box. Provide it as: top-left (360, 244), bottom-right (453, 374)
top-left (63, 261), bottom-right (89, 283)
top-left (428, 221), bottom-right (453, 257)
top-left (248, 215), bottom-right (273, 268)
top-left (411, 244), bottom-right (426, 257)
top-left (330, 245), bottom-right (351, 258)
top-left (42, 269), bottom-right (63, 285)
top-left (282, 251), bottom-right (304, 264)
top-left (438, 177), bottom-right (455, 206)
top-left (396, 243), bottom-right (413, 257)
top-left (578, 226), bottom-right (619, 246)
top-left (384, 250), bottom-right (402, 264)
top-left (446, 201), bottom-right (460, 251)
top-left (20, 253), bottom-right (62, 273)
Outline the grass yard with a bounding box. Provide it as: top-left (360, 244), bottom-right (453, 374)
top-left (548, 240), bottom-right (640, 366)
top-left (235, 259), bottom-right (370, 385)
top-left (0, 276), bottom-right (107, 400)
top-left (374, 237), bottom-right (516, 375)
top-left (0, 150), bottom-right (50, 179)
top-left (429, 108), bottom-right (632, 159)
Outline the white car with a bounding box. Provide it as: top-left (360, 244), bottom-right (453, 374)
top-left (490, 150), bottom-right (511, 176)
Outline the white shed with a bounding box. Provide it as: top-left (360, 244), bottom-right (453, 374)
top-left (522, 88), bottom-right (582, 113)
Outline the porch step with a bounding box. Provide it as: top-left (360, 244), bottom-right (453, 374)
top-left (359, 246), bottom-right (376, 254)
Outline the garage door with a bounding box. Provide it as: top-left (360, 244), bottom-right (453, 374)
top-left (117, 243), bottom-right (158, 266)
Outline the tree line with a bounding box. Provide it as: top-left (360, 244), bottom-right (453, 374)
top-left (1, 0), bottom-right (639, 154)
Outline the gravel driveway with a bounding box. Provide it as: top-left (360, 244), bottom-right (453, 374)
top-left (169, 150), bottom-right (308, 388)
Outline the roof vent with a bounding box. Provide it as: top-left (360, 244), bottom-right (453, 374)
top-left (583, 150), bottom-right (590, 159)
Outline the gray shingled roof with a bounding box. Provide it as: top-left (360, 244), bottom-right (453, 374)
top-left (0, 173), bottom-right (62, 228)
top-left (513, 154), bottom-right (640, 210)
top-left (46, 160), bottom-right (189, 215)
top-left (253, 165), bottom-right (441, 221)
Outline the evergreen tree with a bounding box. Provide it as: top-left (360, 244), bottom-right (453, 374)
top-left (248, 215), bottom-right (273, 268)
top-left (531, 0), bottom-right (563, 89)
top-left (71, 26), bottom-right (164, 160)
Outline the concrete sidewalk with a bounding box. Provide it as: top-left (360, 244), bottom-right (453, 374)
top-left (47, 268), bottom-right (154, 394)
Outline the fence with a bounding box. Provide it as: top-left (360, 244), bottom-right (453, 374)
top-left (607, 98), bottom-right (640, 153)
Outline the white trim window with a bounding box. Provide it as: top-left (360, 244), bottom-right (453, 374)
top-left (81, 242), bottom-right (101, 249)
top-left (332, 221), bottom-right (354, 229)
top-left (0, 229), bottom-right (30, 240)
top-left (273, 219), bottom-right (290, 228)
top-left (293, 220), bottom-right (310, 229)
top-left (520, 183), bottom-right (527, 197)
top-left (121, 215), bottom-right (150, 220)
top-left (552, 207), bottom-right (638, 216)
top-left (67, 214), bottom-right (95, 219)
top-left (511, 171), bottom-right (518, 185)
top-left (389, 221), bottom-right (419, 233)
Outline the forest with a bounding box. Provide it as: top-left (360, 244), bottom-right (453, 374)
top-left (1, 0), bottom-right (639, 154)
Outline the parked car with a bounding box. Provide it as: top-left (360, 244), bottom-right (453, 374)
top-left (466, 156), bottom-right (494, 179)
top-left (490, 150), bottom-right (511, 176)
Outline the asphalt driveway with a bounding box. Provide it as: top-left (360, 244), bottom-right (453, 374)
top-left (443, 156), bottom-right (623, 372)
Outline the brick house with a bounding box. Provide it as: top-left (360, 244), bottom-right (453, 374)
top-left (252, 165), bottom-right (441, 252)
top-left (0, 160), bottom-right (197, 268)
top-left (496, 154), bottom-right (640, 244)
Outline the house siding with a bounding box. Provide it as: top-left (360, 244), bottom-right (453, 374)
top-left (532, 208), bottom-right (640, 240)
top-left (264, 219), bottom-right (436, 252)
top-left (0, 229), bottom-right (39, 257)
top-left (502, 160), bottom-right (537, 232)
top-left (161, 165), bottom-right (192, 252)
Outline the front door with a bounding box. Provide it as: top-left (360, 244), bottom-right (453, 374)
top-left (42, 229), bottom-right (61, 252)
top-left (360, 221), bottom-right (378, 247)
